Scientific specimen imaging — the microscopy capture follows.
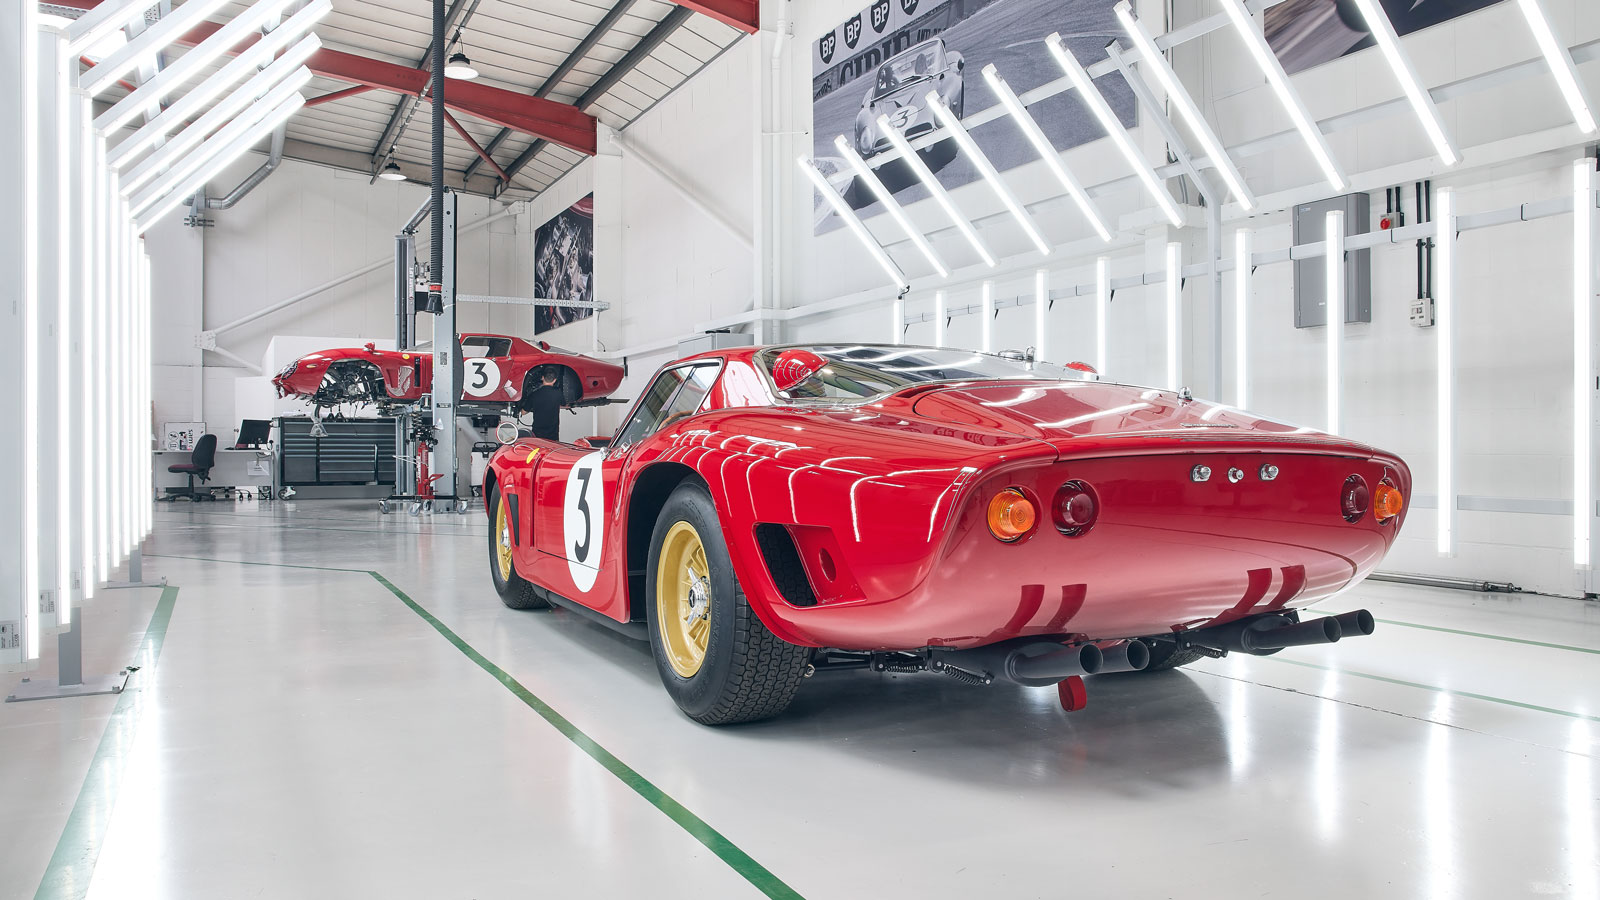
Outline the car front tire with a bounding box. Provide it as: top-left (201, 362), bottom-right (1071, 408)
top-left (645, 481), bottom-right (809, 725)
top-left (487, 482), bottom-right (550, 610)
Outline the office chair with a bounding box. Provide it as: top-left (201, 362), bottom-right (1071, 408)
top-left (166, 433), bottom-right (218, 501)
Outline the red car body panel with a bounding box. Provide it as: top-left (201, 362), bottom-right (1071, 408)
top-left (485, 348), bottom-right (1410, 652)
top-left (271, 333), bottom-right (624, 408)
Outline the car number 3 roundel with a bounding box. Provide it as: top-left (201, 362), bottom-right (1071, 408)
top-left (562, 451), bottom-right (605, 592)
top-left (463, 357), bottom-right (501, 397)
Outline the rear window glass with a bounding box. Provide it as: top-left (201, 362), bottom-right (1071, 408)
top-left (462, 337), bottom-right (511, 357)
top-left (756, 345), bottom-right (1092, 404)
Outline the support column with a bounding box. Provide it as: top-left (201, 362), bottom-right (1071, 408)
top-left (432, 191), bottom-right (460, 501)
top-left (754, 0), bottom-right (796, 345)
top-left (593, 124), bottom-right (624, 435)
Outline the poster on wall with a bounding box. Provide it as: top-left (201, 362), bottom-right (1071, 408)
top-left (533, 193), bottom-right (594, 335)
top-left (1266, 0), bottom-right (1506, 75)
top-left (810, 0), bottom-right (1137, 233)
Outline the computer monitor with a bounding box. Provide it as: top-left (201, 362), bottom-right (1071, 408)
top-left (235, 419), bottom-right (272, 449)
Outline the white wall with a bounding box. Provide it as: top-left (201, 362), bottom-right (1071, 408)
top-left (585, 0), bottom-right (1599, 595)
top-left (146, 153), bottom-right (535, 436)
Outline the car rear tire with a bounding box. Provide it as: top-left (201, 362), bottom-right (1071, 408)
top-left (645, 481), bottom-right (809, 725)
top-left (487, 482), bottom-right (550, 610)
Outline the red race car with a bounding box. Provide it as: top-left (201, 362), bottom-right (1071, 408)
top-left (272, 333), bottom-right (625, 414)
top-left (483, 345), bottom-right (1407, 725)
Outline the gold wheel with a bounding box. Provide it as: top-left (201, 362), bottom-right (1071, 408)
top-left (656, 520), bottom-right (712, 678)
top-left (495, 495), bottom-right (514, 583)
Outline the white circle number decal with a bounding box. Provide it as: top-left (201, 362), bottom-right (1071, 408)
top-left (463, 357), bottom-right (501, 397)
top-left (562, 451), bottom-right (605, 592)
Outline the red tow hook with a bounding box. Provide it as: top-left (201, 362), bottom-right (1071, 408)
top-left (1057, 675), bottom-right (1088, 712)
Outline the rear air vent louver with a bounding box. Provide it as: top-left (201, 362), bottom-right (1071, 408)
top-left (755, 524), bottom-right (818, 607)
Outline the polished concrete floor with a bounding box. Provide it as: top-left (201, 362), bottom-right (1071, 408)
top-left (3, 499), bottom-right (1598, 899)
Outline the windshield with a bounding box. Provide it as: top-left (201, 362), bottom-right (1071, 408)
top-left (874, 43), bottom-right (944, 99)
top-left (756, 345), bottom-right (1094, 404)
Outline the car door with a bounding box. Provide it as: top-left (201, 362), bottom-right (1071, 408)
top-left (527, 361), bottom-right (720, 620)
top-left (460, 336), bottom-right (515, 403)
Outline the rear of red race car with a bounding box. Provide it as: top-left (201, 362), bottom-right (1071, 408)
top-left (742, 381), bottom-right (1406, 701)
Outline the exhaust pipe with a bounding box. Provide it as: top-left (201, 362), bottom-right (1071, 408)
top-left (1187, 612), bottom-right (1343, 655)
top-left (1094, 639), bottom-right (1151, 674)
top-left (1330, 608), bottom-right (1376, 637)
top-left (1006, 642), bottom-right (1104, 686)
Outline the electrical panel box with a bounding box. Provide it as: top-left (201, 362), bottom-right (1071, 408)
top-left (1410, 295), bottom-right (1436, 327)
top-left (1293, 193), bottom-right (1372, 328)
top-left (677, 331), bottom-right (754, 358)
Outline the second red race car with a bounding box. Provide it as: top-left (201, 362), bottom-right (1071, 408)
top-left (482, 344), bottom-right (1408, 726)
top-left (272, 333), bottom-right (625, 415)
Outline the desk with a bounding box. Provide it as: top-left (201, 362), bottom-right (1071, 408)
top-left (153, 448), bottom-right (277, 496)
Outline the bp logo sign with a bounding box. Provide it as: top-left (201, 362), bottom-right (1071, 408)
top-left (869, 0), bottom-right (891, 33)
top-left (843, 14), bottom-right (862, 48)
top-left (819, 29), bottom-right (836, 63)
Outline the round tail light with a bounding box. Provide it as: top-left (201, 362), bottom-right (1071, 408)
top-left (1340, 474), bottom-right (1370, 523)
top-left (1373, 481), bottom-right (1404, 523)
top-left (1053, 481), bottom-right (1099, 537)
top-left (986, 489), bottom-right (1037, 542)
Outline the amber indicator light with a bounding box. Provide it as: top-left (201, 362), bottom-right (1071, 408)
top-left (987, 489), bottom-right (1037, 542)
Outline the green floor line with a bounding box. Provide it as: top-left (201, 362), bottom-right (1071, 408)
top-left (368, 572), bottom-right (804, 900)
top-left (1259, 656), bottom-right (1600, 723)
top-left (1306, 607), bottom-right (1600, 656)
top-left (35, 585), bottom-right (179, 900)
top-left (138, 552), bottom-right (801, 898)
top-left (144, 552), bottom-right (369, 574)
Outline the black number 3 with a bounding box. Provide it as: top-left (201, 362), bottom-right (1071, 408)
top-left (573, 467), bottom-right (592, 562)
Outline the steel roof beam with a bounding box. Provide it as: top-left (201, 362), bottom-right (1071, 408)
top-left (463, 0), bottom-right (638, 182)
top-left (60, 1), bottom-right (598, 155)
top-left (499, 5), bottom-right (691, 189)
top-left (369, 0), bottom-right (478, 172)
top-left (671, 0), bottom-right (756, 33)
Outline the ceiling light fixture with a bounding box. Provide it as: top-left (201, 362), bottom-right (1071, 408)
top-left (799, 155), bottom-right (908, 291)
top-left (1215, 0), bottom-right (1346, 191)
top-left (380, 159), bottom-right (406, 181)
top-left (1346, 0), bottom-right (1460, 165)
top-left (1514, 0), bottom-right (1595, 134)
top-left (833, 136), bottom-right (948, 278)
top-left (983, 64), bottom-right (1112, 242)
top-left (925, 91), bottom-right (1051, 256)
top-left (1115, 1), bottom-right (1256, 210)
top-left (1044, 33), bottom-right (1182, 227)
top-left (445, 30), bottom-right (479, 80)
top-left (877, 115), bottom-right (997, 268)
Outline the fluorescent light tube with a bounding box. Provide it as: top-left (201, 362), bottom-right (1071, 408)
top-left (1034, 270), bottom-right (1048, 362)
top-left (1326, 210), bottom-right (1344, 435)
top-left (22, 0), bottom-right (41, 658)
top-left (96, 0), bottom-right (305, 134)
top-left (1347, 0), bottom-right (1459, 165)
top-left (799, 156), bottom-right (908, 291)
top-left (834, 136), bottom-right (949, 278)
top-left (1235, 229), bottom-right (1252, 408)
top-left (983, 65), bottom-right (1111, 241)
top-left (109, 17), bottom-right (325, 169)
top-left (1165, 242), bottom-right (1182, 390)
top-left (1115, 2), bottom-right (1255, 210)
top-left (121, 57), bottom-right (314, 194)
top-left (1515, 0), bottom-right (1596, 134)
top-left (1575, 161), bottom-right (1593, 565)
top-left (1045, 33), bottom-right (1183, 227)
top-left (1095, 257), bottom-right (1110, 375)
top-left (1215, 0), bottom-right (1346, 190)
top-left (877, 114), bottom-right (997, 267)
top-left (80, 0), bottom-right (235, 97)
top-left (926, 91), bottom-right (1051, 255)
top-left (65, 0), bottom-right (151, 58)
top-left (1435, 190), bottom-right (1456, 555)
top-left (981, 282), bottom-right (994, 352)
top-left (131, 87), bottom-right (307, 221)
